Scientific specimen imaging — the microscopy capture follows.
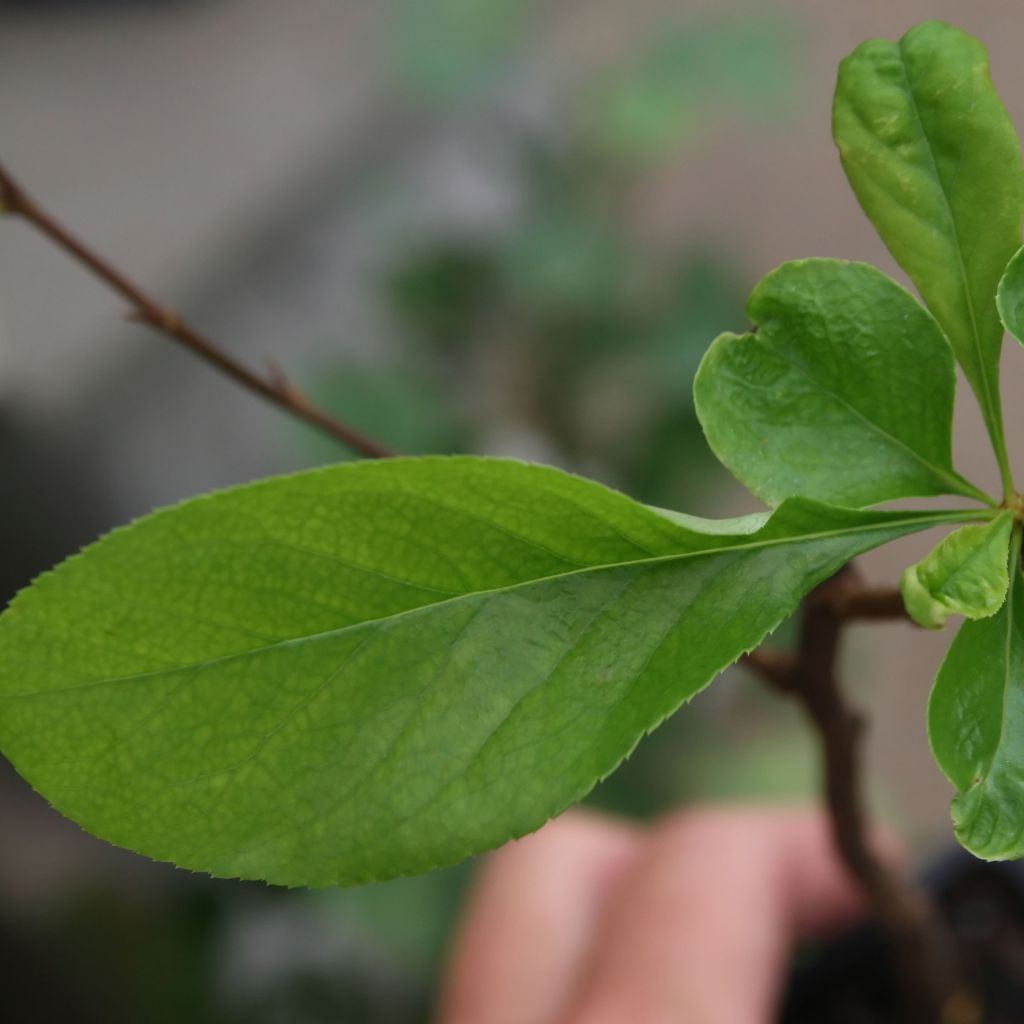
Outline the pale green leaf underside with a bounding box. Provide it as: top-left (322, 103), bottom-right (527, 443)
top-left (996, 244), bottom-right (1024, 346)
top-left (694, 259), bottom-right (977, 508)
top-left (0, 457), bottom-right (977, 886)
top-left (833, 21), bottom-right (1024, 463)
top-left (929, 533), bottom-right (1024, 859)
top-left (901, 511), bottom-right (1013, 629)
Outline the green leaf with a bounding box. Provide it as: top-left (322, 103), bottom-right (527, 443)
top-left (929, 529), bottom-right (1024, 859)
top-left (996, 244), bottom-right (1024, 346)
top-left (901, 511), bottom-right (1013, 629)
top-left (833, 21), bottom-right (1024, 487)
top-left (0, 457), bottom-right (980, 886)
top-left (693, 259), bottom-right (984, 508)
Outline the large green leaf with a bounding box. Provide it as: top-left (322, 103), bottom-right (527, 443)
top-left (930, 530), bottom-right (1024, 859)
top-left (901, 511), bottom-right (1013, 629)
top-left (693, 259), bottom-right (984, 508)
top-left (0, 457), bottom-right (982, 886)
top-left (833, 21), bottom-right (1024, 483)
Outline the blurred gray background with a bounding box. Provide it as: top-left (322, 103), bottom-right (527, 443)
top-left (2, 2), bottom-right (1024, 1021)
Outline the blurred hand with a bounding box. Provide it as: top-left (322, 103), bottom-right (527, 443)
top-left (436, 806), bottom-right (867, 1024)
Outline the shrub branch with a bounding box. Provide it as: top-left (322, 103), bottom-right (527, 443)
top-left (744, 566), bottom-right (957, 1021)
top-left (0, 161), bottom-right (394, 460)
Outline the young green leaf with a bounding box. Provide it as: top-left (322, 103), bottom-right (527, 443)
top-left (0, 457), bottom-right (981, 886)
top-left (997, 244), bottom-right (1024, 346)
top-left (693, 259), bottom-right (984, 508)
top-left (833, 21), bottom-right (1024, 487)
top-left (901, 511), bottom-right (1013, 629)
top-left (929, 531), bottom-right (1024, 859)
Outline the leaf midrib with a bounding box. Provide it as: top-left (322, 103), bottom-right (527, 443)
top-left (0, 506), bottom-right (990, 702)
top-left (894, 40), bottom-right (1003, 455)
top-left (930, 513), bottom-right (1011, 601)
top-left (764, 333), bottom-right (975, 500)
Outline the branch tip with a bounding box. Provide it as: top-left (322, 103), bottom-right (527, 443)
top-left (0, 158), bottom-right (396, 460)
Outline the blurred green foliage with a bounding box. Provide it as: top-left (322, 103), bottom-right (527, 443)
top-left (390, 0), bottom-right (533, 103)
top-left (589, 15), bottom-right (798, 161)
top-left (317, 12), bottom-right (799, 516)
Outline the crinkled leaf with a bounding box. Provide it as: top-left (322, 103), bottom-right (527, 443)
top-left (694, 259), bottom-right (980, 507)
top-left (929, 534), bottom-right (1024, 859)
top-left (901, 511), bottom-right (1013, 629)
top-left (833, 21), bottom-right (1024, 466)
top-left (0, 457), bottom-right (975, 886)
top-left (996, 244), bottom-right (1024, 347)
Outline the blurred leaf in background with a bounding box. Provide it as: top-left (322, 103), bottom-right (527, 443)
top-left (500, 185), bottom-right (627, 317)
top-left (388, 242), bottom-right (498, 354)
top-left (587, 13), bottom-right (798, 163)
top-left (300, 363), bottom-right (468, 466)
top-left (390, 0), bottom-right (535, 104)
top-left (341, 7), bottom-right (801, 513)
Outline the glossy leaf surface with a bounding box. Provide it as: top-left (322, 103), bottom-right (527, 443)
top-left (833, 21), bottom-right (1024, 469)
top-left (901, 511), bottom-right (1013, 629)
top-left (694, 259), bottom-right (979, 508)
top-left (0, 457), bottom-right (974, 886)
top-left (930, 534), bottom-right (1024, 859)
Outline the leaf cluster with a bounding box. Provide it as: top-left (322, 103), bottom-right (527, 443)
top-left (2, 21), bottom-right (1024, 884)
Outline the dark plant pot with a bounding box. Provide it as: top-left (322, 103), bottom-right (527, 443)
top-left (780, 849), bottom-right (1024, 1023)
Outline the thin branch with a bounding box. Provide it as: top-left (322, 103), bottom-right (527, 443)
top-left (742, 581), bottom-right (909, 691)
top-left (833, 584), bottom-right (909, 622)
top-left (740, 647), bottom-right (795, 688)
top-left (0, 161), bottom-right (395, 460)
top-left (744, 566), bottom-right (957, 1021)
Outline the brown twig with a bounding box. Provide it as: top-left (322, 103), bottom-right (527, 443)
top-left (0, 161), bottom-right (395, 460)
top-left (832, 584), bottom-right (909, 622)
top-left (744, 567), bottom-right (956, 1022)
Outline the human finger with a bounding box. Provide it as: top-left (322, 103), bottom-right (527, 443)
top-left (559, 806), bottom-right (867, 1024)
top-left (436, 809), bottom-right (642, 1024)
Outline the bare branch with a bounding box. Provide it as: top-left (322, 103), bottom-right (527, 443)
top-left (0, 161), bottom-right (395, 460)
top-left (744, 566), bottom-right (955, 1021)
top-left (739, 647), bottom-right (795, 690)
top-left (833, 584), bottom-right (909, 622)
